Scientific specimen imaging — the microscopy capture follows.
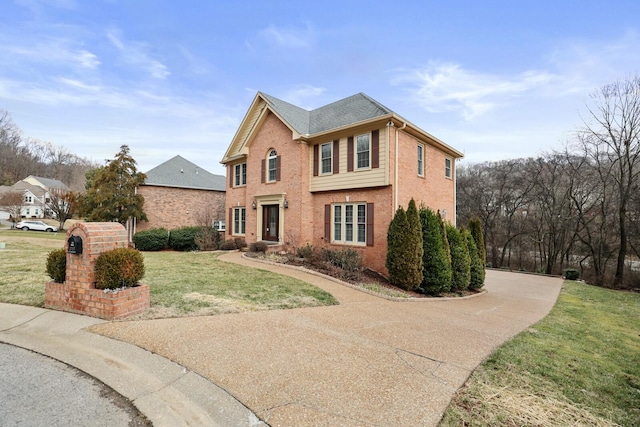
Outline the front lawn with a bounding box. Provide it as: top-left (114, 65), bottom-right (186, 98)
top-left (440, 281), bottom-right (640, 426)
top-left (0, 231), bottom-right (338, 318)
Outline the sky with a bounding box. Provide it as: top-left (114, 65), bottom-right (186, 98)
top-left (2, 0), bottom-right (640, 177)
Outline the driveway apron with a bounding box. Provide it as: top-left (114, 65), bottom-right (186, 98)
top-left (92, 252), bottom-right (563, 426)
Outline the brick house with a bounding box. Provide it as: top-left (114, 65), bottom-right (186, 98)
top-left (221, 92), bottom-right (463, 274)
top-left (136, 155), bottom-right (226, 234)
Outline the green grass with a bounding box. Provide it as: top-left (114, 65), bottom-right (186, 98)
top-left (440, 281), bottom-right (640, 426)
top-left (0, 231), bottom-right (338, 318)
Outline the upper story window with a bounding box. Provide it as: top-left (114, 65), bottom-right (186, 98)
top-left (356, 133), bottom-right (370, 169)
top-left (321, 142), bottom-right (332, 174)
top-left (445, 158), bottom-right (452, 179)
top-left (267, 149), bottom-right (277, 182)
top-left (417, 144), bottom-right (424, 176)
top-left (234, 163), bottom-right (247, 187)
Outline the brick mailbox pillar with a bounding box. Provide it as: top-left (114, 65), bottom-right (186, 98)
top-left (45, 222), bottom-right (150, 320)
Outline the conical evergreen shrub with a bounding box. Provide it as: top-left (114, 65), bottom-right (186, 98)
top-left (446, 224), bottom-right (470, 292)
top-left (469, 217), bottom-right (486, 283)
top-left (386, 203), bottom-right (423, 291)
top-left (419, 207), bottom-right (452, 294)
top-left (464, 229), bottom-right (484, 290)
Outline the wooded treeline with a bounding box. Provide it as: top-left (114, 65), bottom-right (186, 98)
top-left (0, 110), bottom-right (95, 190)
top-left (457, 76), bottom-right (640, 289)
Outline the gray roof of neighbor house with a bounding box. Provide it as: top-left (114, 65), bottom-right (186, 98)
top-left (144, 155), bottom-right (226, 191)
top-left (260, 92), bottom-right (393, 136)
top-left (25, 176), bottom-right (69, 191)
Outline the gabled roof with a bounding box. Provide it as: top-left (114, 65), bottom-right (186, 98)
top-left (12, 181), bottom-right (46, 198)
top-left (144, 155), bottom-right (226, 191)
top-left (222, 91), bottom-right (463, 164)
top-left (23, 176), bottom-right (69, 191)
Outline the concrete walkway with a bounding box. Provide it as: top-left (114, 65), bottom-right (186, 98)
top-left (90, 252), bottom-right (563, 426)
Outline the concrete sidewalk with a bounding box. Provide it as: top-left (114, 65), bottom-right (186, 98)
top-left (0, 303), bottom-right (266, 426)
top-left (91, 252), bottom-right (563, 426)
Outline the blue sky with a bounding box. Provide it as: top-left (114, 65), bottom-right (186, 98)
top-left (2, 0), bottom-right (639, 176)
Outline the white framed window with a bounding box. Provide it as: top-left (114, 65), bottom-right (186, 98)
top-left (213, 220), bottom-right (226, 231)
top-left (234, 163), bottom-right (247, 186)
top-left (356, 133), bottom-right (370, 169)
top-left (332, 203), bottom-right (367, 245)
top-left (320, 142), bottom-right (332, 174)
top-left (445, 158), bottom-right (452, 179)
top-left (417, 144), bottom-right (424, 176)
top-left (267, 149), bottom-right (277, 182)
top-left (233, 208), bottom-right (246, 235)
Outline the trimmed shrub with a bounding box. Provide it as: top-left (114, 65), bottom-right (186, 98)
top-left (220, 239), bottom-right (237, 250)
top-left (168, 226), bottom-right (202, 251)
top-left (250, 241), bottom-right (269, 253)
top-left (419, 207), bottom-right (452, 295)
top-left (46, 248), bottom-right (66, 283)
top-left (446, 224), bottom-right (471, 292)
top-left (94, 248), bottom-right (145, 290)
top-left (465, 229), bottom-right (484, 290)
top-left (195, 227), bottom-right (222, 251)
top-left (564, 268), bottom-right (580, 280)
top-left (468, 217), bottom-right (486, 283)
top-left (133, 228), bottom-right (169, 251)
top-left (234, 237), bottom-right (247, 249)
top-left (386, 203), bottom-right (423, 291)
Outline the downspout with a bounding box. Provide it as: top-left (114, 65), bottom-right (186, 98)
top-left (394, 120), bottom-right (407, 212)
top-left (453, 160), bottom-right (457, 227)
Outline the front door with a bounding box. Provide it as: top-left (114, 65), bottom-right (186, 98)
top-left (262, 205), bottom-right (279, 242)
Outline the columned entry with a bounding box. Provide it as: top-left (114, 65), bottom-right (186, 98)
top-left (262, 205), bottom-right (279, 242)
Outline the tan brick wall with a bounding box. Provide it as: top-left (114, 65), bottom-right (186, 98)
top-left (137, 185), bottom-right (225, 231)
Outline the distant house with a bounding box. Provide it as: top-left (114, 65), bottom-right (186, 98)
top-left (221, 92), bottom-right (463, 274)
top-left (0, 175), bottom-right (69, 220)
top-left (136, 155), bottom-right (226, 234)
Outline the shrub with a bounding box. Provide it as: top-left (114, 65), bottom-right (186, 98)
top-left (133, 228), bottom-right (169, 251)
top-left (168, 226), bottom-right (202, 251)
top-left (46, 248), bottom-right (66, 283)
top-left (322, 248), bottom-right (361, 273)
top-left (250, 241), bottom-right (269, 253)
top-left (468, 217), bottom-right (486, 283)
top-left (419, 207), bottom-right (452, 295)
top-left (94, 248), bottom-right (145, 290)
top-left (297, 243), bottom-right (315, 259)
top-left (465, 229), bottom-right (484, 290)
top-left (220, 239), bottom-right (238, 250)
top-left (234, 237), bottom-right (247, 249)
top-left (194, 227), bottom-right (222, 251)
top-left (564, 268), bottom-right (580, 280)
top-left (386, 202), bottom-right (423, 291)
top-left (446, 224), bottom-right (470, 292)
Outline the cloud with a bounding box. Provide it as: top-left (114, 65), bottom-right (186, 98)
top-left (393, 62), bottom-right (554, 121)
top-left (106, 29), bottom-right (170, 80)
top-left (280, 84), bottom-right (326, 108)
top-left (4, 38), bottom-right (100, 70)
top-left (256, 23), bottom-right (314, 48)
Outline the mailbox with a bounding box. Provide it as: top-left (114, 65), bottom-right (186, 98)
top-left (67, 235), bottom-right (83, 255)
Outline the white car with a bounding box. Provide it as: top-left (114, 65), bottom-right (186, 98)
top-left (15, 220), bottom-right (58, 232)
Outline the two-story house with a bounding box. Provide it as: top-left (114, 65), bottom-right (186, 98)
top-left (221, 92), bottom-right (463, 274)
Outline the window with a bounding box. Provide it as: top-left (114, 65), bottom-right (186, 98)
top-left (321, 142), bottom-right (332, 174)
top-left (233, 208), bottom-right (246, 235)
top-left (332, 203), bottom-right (366, 244)
top-left (267, 150), bottom-right (277, 182)
top-left (445, 158), bottom-right (452, 179)
top-left (213, 220), bottom-right (226, 231)
top-left (417, 144), bottom-right (424, 176)
top-left (234, 163), bottom-right (247, 186)
top-left (356, 134), bottom-right (370, 169)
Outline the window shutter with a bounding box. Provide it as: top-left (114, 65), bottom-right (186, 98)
top-left (261, 159), bottom-right (265, 183)
top-left (324, 204), bottom-right (331, 241)
top-left (228, 208), bottom-right (233, 234)
top-left (313, 144), bottom-right (319, 177)
top-left (372, 130), bottom-right (379, 169)
top-left (228, 165), bottom-right (233, 187)
top-left (347, 136), bottom-right (354, 172)
top-left (366, 203), bottom-right (374, 246)
top-left (275, 155), bottom-right (281, 181)
top-left (333, 139), bottom-right (340, 174)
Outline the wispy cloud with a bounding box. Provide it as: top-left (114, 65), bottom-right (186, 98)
top-left (106, 29), bottom-right (170, 80)
top-left (281, 84), bottom-right (326, 108)
top-left (4, 37), bottom-right (100, 69)
top-left (256, 23), bottom-right (315, 48)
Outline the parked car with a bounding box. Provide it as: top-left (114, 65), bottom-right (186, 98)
top-left (15, 220), bottom-right (58, 232)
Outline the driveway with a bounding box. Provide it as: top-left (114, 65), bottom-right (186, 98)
top-left (91, 252), bottom-right (563, 426)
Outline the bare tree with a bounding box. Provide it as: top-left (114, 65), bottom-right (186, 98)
top-left (47, 191), bottom-right (77, 230)
top-left (579, 75), bottom-right (640, 287)
top-left (0, 191), bottom-right (24, 225)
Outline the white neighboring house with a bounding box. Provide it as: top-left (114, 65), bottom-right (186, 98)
top-left (0, 175), bottom-right (70, 221)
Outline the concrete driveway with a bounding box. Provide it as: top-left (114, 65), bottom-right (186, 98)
top-left (91, 252), bottom-right (563, 426)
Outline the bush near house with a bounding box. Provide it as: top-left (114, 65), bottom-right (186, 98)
top-left (46, 248), bottom-right (66, 283)
top-left (468, 217), bottom-right (486, 282)
top-left (194, 227), bottom-right (222, 251)
top-left (465, 228), bottom-right (484, 290)
top-left (250, 241), bottom-right (269, 253)
top-left (447, 224), bottom-right (471, 292)
top-left (386, 204), bottom-right (423, 291)
top-left (419, 207), bottom-right (452, 295)
top-left (94, 247), bottom-right (145, 290)
top-left (133, 228), bottom-right (169, 251)
top-left (168, 226), bottom-right (202, 251)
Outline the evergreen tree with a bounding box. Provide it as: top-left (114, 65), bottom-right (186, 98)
top-left (419, 207), bottom-right (452, 294)
top-left (80, 145), bottom-right (147, 225)
top-left (386, 203), bottom-right (422, 291)
top-left (468, 217), bottom-right (486, 283)
top-left (406, 198), bottom-right (424, 285)
top-left (464, 229), bottom-right (484, 290)
top-left (439, 211), bottom-right (451, 267)
top-left (446, 224), bottom-right (470, 292)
